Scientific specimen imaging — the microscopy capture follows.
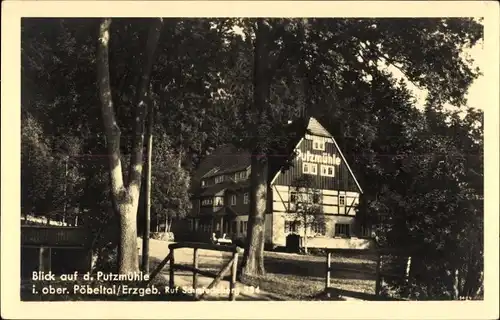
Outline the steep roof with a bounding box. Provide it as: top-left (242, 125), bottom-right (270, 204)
top-left (307, 117), bottom-right (333, 137)
top-left (193, 144), bottom-right (251, 181)
top-left (199, 180), bottom-right (250, 197)
top-left (269, 116), bottom-right (364, 193)
top-left (190, 116), bottom-right (363, 194)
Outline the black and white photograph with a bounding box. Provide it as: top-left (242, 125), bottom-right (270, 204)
top-left (1, 1), bottom-right (499, 319)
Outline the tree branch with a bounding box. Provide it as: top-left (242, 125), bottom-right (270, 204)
top-left (127, 18), bottom-right (164, 192)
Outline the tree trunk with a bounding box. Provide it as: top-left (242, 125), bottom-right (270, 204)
top-left (141, 85), bottom-right (155, 273)
top-left (168, 218), bottom-right (173, 233)
top-left (240, 18), bottom-right (272, 277)
top-left (303, 216), bottom-right (308, 254)
top-left (118, 203), bottom-right (140, 272)
top-left (242, 153), bottom-right (268, 276)
top-left (97, 18), bottom-right (163, 274)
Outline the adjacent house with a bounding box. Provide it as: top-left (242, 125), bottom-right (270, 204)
top-left (186, 117), bottom-right (373, 249)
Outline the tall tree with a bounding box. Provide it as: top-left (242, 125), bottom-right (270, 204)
top-left (289, 175), bottom-right (325, 254)
top-left (235, 17), bottom-right (483, 277)
top-left (97, 18), bottom-right (163, 273)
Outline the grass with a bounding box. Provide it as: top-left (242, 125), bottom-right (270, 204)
top-left (239, 251), bottom-right (377, 300)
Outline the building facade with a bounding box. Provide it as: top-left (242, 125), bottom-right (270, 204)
top-left (186, 117), bottom-right (372, 249)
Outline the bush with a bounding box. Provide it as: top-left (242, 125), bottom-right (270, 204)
top-left (150, 232), bottom-right (175, 241)
top-left (307, 247), bottom-right (327, 256)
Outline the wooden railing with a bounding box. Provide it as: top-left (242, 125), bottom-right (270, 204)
top-left (21, 225), bottom-right (90, 247)
top-left (148, 242), bottom-right (243, 301)
top-left (325, 248), bottom-right (412, 301)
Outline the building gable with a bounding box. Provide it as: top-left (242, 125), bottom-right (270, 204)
top-left (271, 117), bottom-right (363, 194)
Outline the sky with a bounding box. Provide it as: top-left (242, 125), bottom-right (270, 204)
top-left (388, 40), bottom-right (485, 112)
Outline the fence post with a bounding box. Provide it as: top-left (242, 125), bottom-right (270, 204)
top-left (405, 256), bottom-right (412, 279)
top-left (375, 252), bottom-right (382, 296)
top-left (39, 246), bottom-right (51, 272)
top-left (169, 248), bottom-right (175, 289)
top-left (192, 248), bottom-right (199, 298)
top-left (229, 251), bottom-right (238, 301)
top-left (325, 251), bottom-right (331, 290)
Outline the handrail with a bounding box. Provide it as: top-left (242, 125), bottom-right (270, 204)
top-left (324, 247), bottom-right (415, 255)
top-left (149, 242), bottom-right (241, 301)
top-left (168, 241), bottom-right (243, 254)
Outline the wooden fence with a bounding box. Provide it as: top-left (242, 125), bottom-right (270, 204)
top-left (148, 242), bottom-right (243, 301)
top-left (21, 225), bottom-right (92, 276)
top-left (325, 248), bottom-right (412, 301)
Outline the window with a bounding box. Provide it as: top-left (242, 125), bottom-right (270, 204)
top-left (201, 180), bottom-right (206, 187)
top-left (240, 171), bottom-right (246, 179)
top-left (244, 193), bottom-right (249, 204)
top-left (216, 198), bottom-right (223, 206)
top-left (240, 221), bottom-right (248, 234)
top-left (312, 222), bottom-right (325, 235)
top-left (335, 224), bottom-right (350, 237)
top-left (215, 175), bottom-right (224, 184)
top-left (290, 192), bottom-right (297, 203)
top-left (285, 221), bottom-right (300, 233)
top-left (320, 165), bottom-right (335, 177)
top-left (339, 195), bottom-right (346, 206)
top-left (303, 162), bottom-right (317, 175)
top-left (284, 221), bottom-right (291, 233)
top-left (202, 198), bottom-right (213, 206)
top-left (231, 195), bottom-right (236, 206)
top-left (361, 225), bottom-right (372, 238)
top-left (313, 140), bottom-right (325, 151)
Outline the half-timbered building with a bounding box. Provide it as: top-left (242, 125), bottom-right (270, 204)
top-left (186, 117), bottom-right (373, 249)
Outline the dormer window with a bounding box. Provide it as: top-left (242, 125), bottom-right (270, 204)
top-left (215, 175), bottom-right (224, 184)
top-left (202, 198), bottom-right (214, 206)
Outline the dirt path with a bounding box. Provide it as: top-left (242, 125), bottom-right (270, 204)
top-left (137, 238), bottom-right (286, 301)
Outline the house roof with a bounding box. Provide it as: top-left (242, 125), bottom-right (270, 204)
top-left (191, 116), bottom-right (363, 194)
top-left (269, 116), bottom-right (364, 193)
top-left (213, 206), bottom-right (239, 217)
top-left (307, 117), bottom-right (333, 137)
top-left (198, 180), bottom-right (250, 197)
top-left (194, 144), bottom-right (251, 181)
